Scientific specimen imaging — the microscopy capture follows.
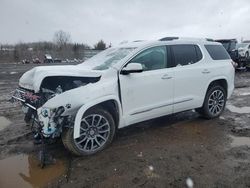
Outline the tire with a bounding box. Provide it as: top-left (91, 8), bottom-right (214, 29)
top-left (197, 85), bottom-right (226, 119)
top-left (62, 108), bottom-right (116, 156)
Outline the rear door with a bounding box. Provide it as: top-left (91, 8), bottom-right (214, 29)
top-left (170, 44), bottom-right (210, 113)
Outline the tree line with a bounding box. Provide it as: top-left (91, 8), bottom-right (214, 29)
top-left (0, 30), bottom-right (110, 63)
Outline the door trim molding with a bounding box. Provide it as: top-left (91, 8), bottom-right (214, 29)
top-left (130, 98), bottom-right (193, 116)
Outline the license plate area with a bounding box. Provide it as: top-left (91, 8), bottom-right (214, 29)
top-left (11, 89), bottom-right (38, 110)
top-left (11, 89), bottom-right (26, 102)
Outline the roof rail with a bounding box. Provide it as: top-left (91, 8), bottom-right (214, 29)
top-left (133, 40), bottom-right (144, 42)
top-left (159, 37), bottom-right (179, 41)
top-left (205, 38), bottom-right (214, 42)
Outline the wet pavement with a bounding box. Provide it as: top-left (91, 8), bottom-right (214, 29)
top-left (227, 104), bottom-right (250, 114)
top-left (229, 135), bottom-right (250, 147)
top-left (0, 116), bottom-right (11, 131)
top-left (0, 63), bottom-right (250, 188)
top-left (0, 154), bottom-right (66, 188)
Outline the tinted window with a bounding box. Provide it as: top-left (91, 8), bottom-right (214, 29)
top-left (221, 42), bottom-right (230, 51)
top-left (130, 46), bottom-right (167, 71)
top-left (229, 41), bottom-right (236, 51)
top-left (205, 45), bottom-right (231, 60)
top-left (171, 45), bottom-right (202, 66)
top-left (195, 45), bottom-right (202, 61)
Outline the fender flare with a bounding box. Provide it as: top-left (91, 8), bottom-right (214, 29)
top-left (202, 76), bottom-right (228, 102)
top-left (206, 76), bottom-right (228, 90)
top-left (73, 95), bottom-right (122, 139)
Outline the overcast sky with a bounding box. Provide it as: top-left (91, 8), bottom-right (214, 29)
top-left (0, 0), bottom-right (250, 46)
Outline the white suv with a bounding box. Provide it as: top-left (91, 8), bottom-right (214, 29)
top-left (237, 43), bottom-right (250, 59)
top-left (12, 38), bottom-right (235, 155)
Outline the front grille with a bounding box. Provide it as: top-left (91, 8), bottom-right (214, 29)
top-left (12, 88), bottom-right (26, 102)
top-left (11, 88), bottom-right (41, 110)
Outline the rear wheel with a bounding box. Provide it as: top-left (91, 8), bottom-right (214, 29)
top-left (197, 85), bottom-right (226, 119)
top-left (62, 108), bottom-right (116, 156)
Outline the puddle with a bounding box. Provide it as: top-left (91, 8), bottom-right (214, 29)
top-left (226, 104), bottom-right (250, 114)
top-left (0, 154), bottom-right (66, 188)
top-left (239, 92), bottom-right (250, 96)
top-left (230, 135), bottom-right (250, 147)
top-left (0, 116), bottom-right (11, 131)
top-left (219, 116), bottom-right (225, 120)
top-left (10, 71), bottom-right (18, 74)
top-left (234, 87), bottom-right (250, 96)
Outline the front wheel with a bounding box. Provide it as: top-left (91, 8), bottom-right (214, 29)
top-left (197, 85), bottom-right (226, 119)
top-left (62, 108), bottom-right (116, 156)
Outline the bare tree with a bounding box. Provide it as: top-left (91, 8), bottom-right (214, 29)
top-left (94, 40), bottom-right (106, 50)
top-left (13, 46), bottom-right (20, 62)
top-left (53, 30), bottom-right (71, 49)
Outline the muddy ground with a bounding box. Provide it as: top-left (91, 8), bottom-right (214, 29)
top-left (0, 63), bottom-right (250, 188)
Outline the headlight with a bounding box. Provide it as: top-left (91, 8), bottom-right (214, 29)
top-left (41, 106), bottom-right (65, 118)
top-left (41, 108), bottom-right (51, 117)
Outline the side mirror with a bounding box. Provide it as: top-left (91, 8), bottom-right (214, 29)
top-left (120, 63), bottom-right (143, 75)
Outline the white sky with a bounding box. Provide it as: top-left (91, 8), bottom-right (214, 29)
top-left (0, 0), bottom-right (250, 46)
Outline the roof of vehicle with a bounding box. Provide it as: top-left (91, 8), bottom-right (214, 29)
top-left (215, 39), bottom-right (237, 42)
top-left (238, 42), bottom-right (250, 44)
top-left (237, 43), bottom-right (250, 46)
top-left (117, 37), bottom-right (220, 49)
top-left (44, 54), bottom-right (52, 59)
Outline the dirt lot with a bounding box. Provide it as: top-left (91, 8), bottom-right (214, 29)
top-left (0, 63), bottom-right (250, 188)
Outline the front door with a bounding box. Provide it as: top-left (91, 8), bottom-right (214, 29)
top-left (119, 46), bottom-right (174, 125)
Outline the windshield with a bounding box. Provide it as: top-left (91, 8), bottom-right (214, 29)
top-left (79, 47), bottom-right (136, 70)
top-left (237, 43), bottom-right (248, 48)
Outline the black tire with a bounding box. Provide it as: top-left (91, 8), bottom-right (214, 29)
top-left (62, 108), bottom-right (116, 156)
top-left (197, 85), bottom-right (226, 119)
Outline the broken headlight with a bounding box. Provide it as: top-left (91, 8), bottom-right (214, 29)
top-left (41, 108), bottom-right (50, 117)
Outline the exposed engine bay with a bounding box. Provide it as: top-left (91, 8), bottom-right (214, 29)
top-left (12, 76), bottom-right (100, 139)
top-left (40, 76), bottom-right (100, 101)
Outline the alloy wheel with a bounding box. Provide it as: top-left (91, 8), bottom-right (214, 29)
top-left (208, 89), bottom-right (225, 116)
top-left (74, 114), bottom-right (111, 152)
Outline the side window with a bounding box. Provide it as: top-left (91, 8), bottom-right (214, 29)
top-left (205, 45), bottom-right (231, 60)
top-left (248, 45), bottom-right (250, 49)
top-left (195, 45), bottom-right (203, 61)
top-left (171, 45), bottom-right (202, 66)
top-left (229, 41), bottom-right (236, 51)
top-left (130, 46), bottom-right (167, 71)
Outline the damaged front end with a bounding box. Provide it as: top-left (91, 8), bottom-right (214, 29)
top-left (11, 75), bottom-right (100, 141)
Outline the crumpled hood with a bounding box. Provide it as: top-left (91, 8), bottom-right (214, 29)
top-left (19, 65), bottom-right (102, 92)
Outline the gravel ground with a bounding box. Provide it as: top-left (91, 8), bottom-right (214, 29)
top-left (0, 63), bottom-right (250, 188)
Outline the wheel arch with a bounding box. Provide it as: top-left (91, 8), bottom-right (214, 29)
top-left (203, 78), bottom-right (228, 105)
top-left (73, 95), bottom-right (122, 139)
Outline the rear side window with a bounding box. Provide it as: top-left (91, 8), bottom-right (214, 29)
top-left (171, 45), bottom-right (202, 66)
top-left (195, 45), bottom-right (202, 60)
top-left (205, 45), bottom-right (231, 60)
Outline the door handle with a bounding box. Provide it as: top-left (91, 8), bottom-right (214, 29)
top-left (202, 69), bottom-right (210, 74)
top-left (161, 74), bottom-right (172, 79)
